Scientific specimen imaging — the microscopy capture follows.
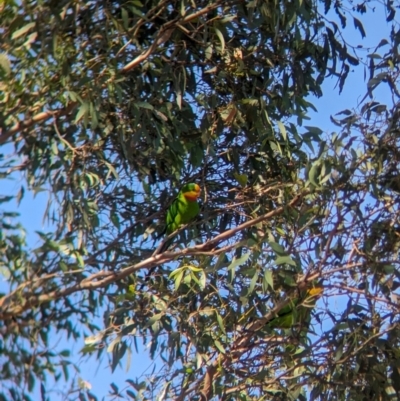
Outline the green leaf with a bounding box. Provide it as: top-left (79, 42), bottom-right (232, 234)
top-left (277, 121), bottom-right (287, 141)
top-left (353, 17), bottom-right (366, 38)
top-left (145, 313), bottom-right (163, 328)
top-left (90, 102), bottom-right (99, 129)
top-left (233, 172), bottom-right (248, 187)
top-left (275, 256), bottom-right (296, 266)
top-left (171, 269), bottom-right (184, 291)
top-left (121, 8), bottom-right (129, 30)
top-left (335, 109), bottom-right (352, 116)
top-left (227, 253), bottom-right (250, 271)
top-left (214, 339), bottom-right (225, 354)
top-left (129, 6), bottom-right (145, 18)
top-left (198, 271), bottom-right (206, 290)
top-left (136, 101), bottom-right (154, 110)
top-left (308, 162), bottom-right (320, 187)
top-left (384, 265), bottom-right (395, 274)
top-left (0, 54), bottom-right (11, 76)
top-left (105, 161), bottom-right (119, 180)
top-left (248, 270), bottom-right (258, 294)
top-left (111, 383), bottom-right (119, 394)
top-left (376, 39), bottom-right (389, 49)
top-left (205, 45), bottom-right (213, 60)
top-left (268, 241), bottom-right (286, 256)
top-left (11, 22), bottom-right (36, 39)
top-left (263, 270), bottom-right (274, 291)
top-left (216, 312), bottom-right (226, 334)
top-left (213, 27), bottom-right (225, 53)
top-left (75, 103), bottom-right (89, 124)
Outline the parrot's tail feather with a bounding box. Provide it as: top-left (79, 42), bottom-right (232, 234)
top-left (154, 226), bottom-right (167, 241)
top-left (139, 266), bottom-right (157, 290)
top-left (159, 237), bottom-right (173, 253)
top-left (139, 238), bottom-right (173, 290)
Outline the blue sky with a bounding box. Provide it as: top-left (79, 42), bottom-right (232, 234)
top-left (0, 3), bottom-right (394, 399)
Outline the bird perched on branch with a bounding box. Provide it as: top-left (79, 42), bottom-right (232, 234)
top-left (157, 183), bottom-right (201, 254)
top-left (267, 285), bottom-right (323, 331)
top-left (164, 182), bottom-right (201, 238)
top-left (141, 183), bottom-right (201, 289)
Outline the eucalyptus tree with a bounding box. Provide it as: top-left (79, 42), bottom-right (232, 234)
top-left (0, 0), bottom-right (399, 400)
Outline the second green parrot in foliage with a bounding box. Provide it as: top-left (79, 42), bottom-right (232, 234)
top-left (267, 285), bottom-right (323, 331)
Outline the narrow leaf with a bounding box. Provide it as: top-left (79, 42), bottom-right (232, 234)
top-left (214, 27), bottom-right (225, 53)
top-left (0, 54), bottom-right (11, 76)
top-left (12, 22), bottom-right (35, 39)
top-left (353, 17), bottom-right (366, 38)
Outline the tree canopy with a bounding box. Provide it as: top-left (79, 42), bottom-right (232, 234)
top-left (1, 0), bottom-right (400, 400)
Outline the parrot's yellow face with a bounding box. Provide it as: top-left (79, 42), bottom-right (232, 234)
top-left (307, 286), bottom-right (323, 297)
top-left (182, 183), bottom-right (201, 202)
top-left (303, 286), bottom-right (323, 306)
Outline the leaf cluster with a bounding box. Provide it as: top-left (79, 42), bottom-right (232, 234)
top-left (0, 0), bottom-right (400, 400)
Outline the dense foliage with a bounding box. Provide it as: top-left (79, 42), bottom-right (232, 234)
top-left (1, 0), bottom-right (400, 400)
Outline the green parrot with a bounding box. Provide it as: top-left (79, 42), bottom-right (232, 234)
top-left (141, 183), bottom-right (201, 289)
top-left (267, 285), bottom-right (323, 330)
top-left (263, 285), bottom-right (323, 359)
top-left (164, 182), bottom-right (201, 237)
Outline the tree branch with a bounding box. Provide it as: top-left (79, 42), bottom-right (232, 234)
top-left (0, 191), bottom-right (306, 319)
